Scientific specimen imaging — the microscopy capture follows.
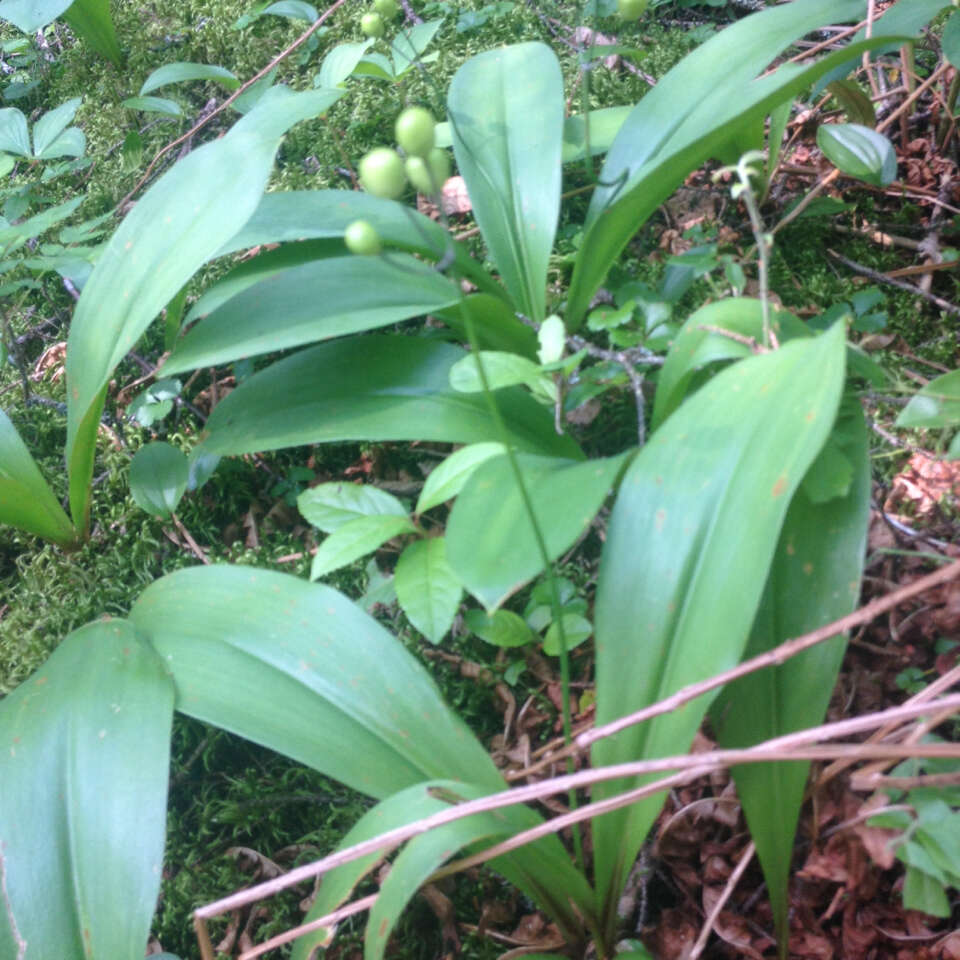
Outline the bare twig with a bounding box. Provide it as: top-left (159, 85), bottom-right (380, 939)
top-left (119, 0), bottom-right (349, 211)
top-left (689, 841), bottom-right (756, 960)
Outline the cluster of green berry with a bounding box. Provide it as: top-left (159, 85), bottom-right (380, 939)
top-left (360, 0), bottom-right (400, 38)
top-left (345, 106), bottom-right (451, 255)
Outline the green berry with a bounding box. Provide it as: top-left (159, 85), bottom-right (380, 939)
top-left (344, 220), bottom-right (382, 255)
top-left (360, 11), bottom-right (385, 37)
top-left (405, 148), bottom-right (451, 195)
top-left (373, 0), bottom-right (399, 19)
top-left (617, 0), bottom-right (648, 19)
top-left (395, 107), bottom-right (436, 159)
top-left (358, 147), bottom-right (407, 199)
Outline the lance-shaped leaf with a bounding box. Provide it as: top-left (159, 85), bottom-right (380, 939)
top-left (395, 538), bottom-right (462, 644)
top-left (62, 0), bottom-right (122, 65)
top-left (416, 442), bottom-right (506, 514)
top-left (163, 254), bottom-right (461, 374)
top-left (447, 451), bottom-right (630, 611)
top-left (0, 619), bottom-right (174, 960)
top-left (0, 407), bottom-right (77, 548)
top-left (712, 397), bottom-right (870, 949)
top-left (199, 336), bottom-right (582, 460)
top-left (65, 86), bottom-right (344, 537)
top-left (311, 515), bottom-right (416, 580)
top-left (298, 481), bottom-right (408, 532)
top-left (139, 62), bottom-right (240, 96)
top-left (290, 781), bottom-right (595, 960)
top-left (566, 0), bottom-right (898, 326)
top-left (590, 322), bottom-right (847, 940)
top-left (130, 565), bottom-right (502, 799)
top-left (213, 189), bottom-right (501, 300)
top-left (447, 42), bottom-right (563, 322)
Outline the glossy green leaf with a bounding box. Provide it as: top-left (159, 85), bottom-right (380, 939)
top-left (712, 397), bottom-right (869, 946)
top-left (390, 19), bottom-right (442, 76)
top-left (263, 0), bottom-right (316, 20)
top-left (62, 0), bottom-right (122, 65)
top-left (0, 0), bottom-right (67, 32)
top-left (395, 538), bottom-right (462, 644)
top-left (163, 254), bottom-right (461, 373)
top-left (590, 323), bottom-right (847, 940)
top-left (416, 442), bottom-right (505, 514)
top-left (817, 123), bottom-right (896, 187)
top-left (200, 336), bottom-right (582, 460)
top-left (465, 608), bottom-right (535, 648)
top-left (651, 297), bottom-right (809, 431)
top-left (0, 407), bottom-right (77, 547)
top-left (0, 619), bottom-right (174, 960)
top-left (542, 613), bottom-right (592, 656)
top-left (826, 79), bottom-right (876, 126)
top-left (311, 515), bottom-right (415, 579)
top-left (448, 451), bottom-right (629, 610)
top-left (449, 350), bottom-right (555, 402)
top-left (35, 125), bottom-right (85, 160)
top-left (139, 62), bottom-right (241, 96)
top-left (65, 86), bottom-right (344, 537)
top-left (945, 12), bottom-right (960, 69)
top-left (562, 105), bottom-right (632, 163)
top-left (213, 189), bottom-right (501, 300)
top-left (31, 97), bottom-right (81, 157)
top-left (448, 42), bottom-right (563, 322)
top-left (129, 441), bottom-right (189, 518)
top-left (566, 0), bottom-right (895, 326)
top-left (903, 864), bottom-right (950, 917)
top-left (298, 481), bottom-right (407, 532)
top-left (130, 566), bottom-right (503, 798)
top-left (437, 292), bottom-right (539, 358)
top-left (317, 39), bottom-right (374, 87)
top-left (895, 369), bottom-right (960, 429)
top-left (0, 107), bottom-right (30, 157)
top-left (122, 95), bottom-right (184, 117)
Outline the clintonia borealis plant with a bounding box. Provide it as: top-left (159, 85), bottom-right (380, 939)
top-left (0, 1), bottom-right (946, 957)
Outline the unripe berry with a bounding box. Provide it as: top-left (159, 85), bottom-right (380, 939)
top-left (344, 220), bottom-right (383, 255)
top-left (395, 106), bottom-right (436, 159)
top-left (358, 147), bottom-right (407, 199)
top-left (373, 0), bottom-right (399, 19)
top-left (617, 0), bottom-right (648, 20)
top-left (360, 11), bottom-right (385, 37)
top-left (405, 148), bottom-right (451, 195)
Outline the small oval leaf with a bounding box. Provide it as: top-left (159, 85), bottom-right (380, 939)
top-left (311, 514), bottom-right (415, 579)
top-left (816, 122), bottom-right (897, 187)
top-left (394, 538), bottom-right (462, 644)
top-left (298, 481), bottom-right (408, 533)
top-left (129, 441), bottom-right (189, 518)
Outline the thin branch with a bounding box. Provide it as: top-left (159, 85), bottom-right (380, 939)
top-left (119, 0), bottom-right (349, 210)
top-left (195, 695), bottom-right (960, 924)
top-left (512, 559), bottom-right (960, 779)
top-left (689, 841), bottom-right (756, 960)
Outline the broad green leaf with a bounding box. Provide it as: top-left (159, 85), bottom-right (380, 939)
top-left (62, 0), bottom-right (122, 65)
top-left (122, 95), bottom-right (184, 117)
top-left (416, 442), bottom-right (506, 514)
top-left (317, 39), bottom-right (374, 87)
top-left (590, 323), bottom-right (847, 940)
top-left (129, 441), bottom-right (189, 518)
top-left (437, 292), bottom-right (539, 358)
top-left (800, 434), bottom-right (854, 504)
top-left (0, 196), bottom-right (84, 256)
top-left (945, 12), bottom-right (960, 70)
top-left (139, 62), bottom-right (240, 96)
top-left (0, 407), bottom-right (77, 547)
top-left (448, 42), bottom-right (563, 322)
top-left (0, 619), bottom-right (174, 960)
top-left (903, 864), bottom-right (950, 917)
top-left (263, 0), bottom-right (316, 20)
top-left (395, 538), bottom-right (462, 644)
top-left (214, 189), bottom-right (501, 300)
top-left (449, 350), bottom-right (556, 402)
top-left (35, 125), bottom-right (85, 160)
top-left (291, 781), bottom-right (595, 960)
top-left (353, 53), bottom-right (396, 81)
top-left (311, 515), bottom-right (415, 579)
top-left (448, 451), bottom-right (629, 610)
top-left (817, 123), bottom-right (896, 187)
top-left (31, 97), bottom-right (81, 156)
top-left (651, 298), bottom-right (809, 430)
top-left (896, 369), bottom-right (960, 429)
top-left (542, 613), bottom-right (592, 656)
top-left (130, 566), bottom-right (503, 798)
top-left (298, 481), bottom-right (407, 532)
top-left (712, 397), bottom-right (869, 947)
top-left (163, 254), bottom-right (461, 374)
top-left (200, 335), bottom-right (582, 460)
top-left (390, 19), bottom-right (442, 76)
top-left (0, 107), bottom-right (30, 156)
top-left (66, 86), bottom-right (344, 537)
top-left (566, 0), bottom-right (895, 326)
top-left (466, 608), bottom-right (535, 648)
top-left (562, 106), bottom-right (632, 164)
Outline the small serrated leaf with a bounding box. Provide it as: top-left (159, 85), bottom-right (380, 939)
top-left (395, 538), bottom-right (462, 644)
